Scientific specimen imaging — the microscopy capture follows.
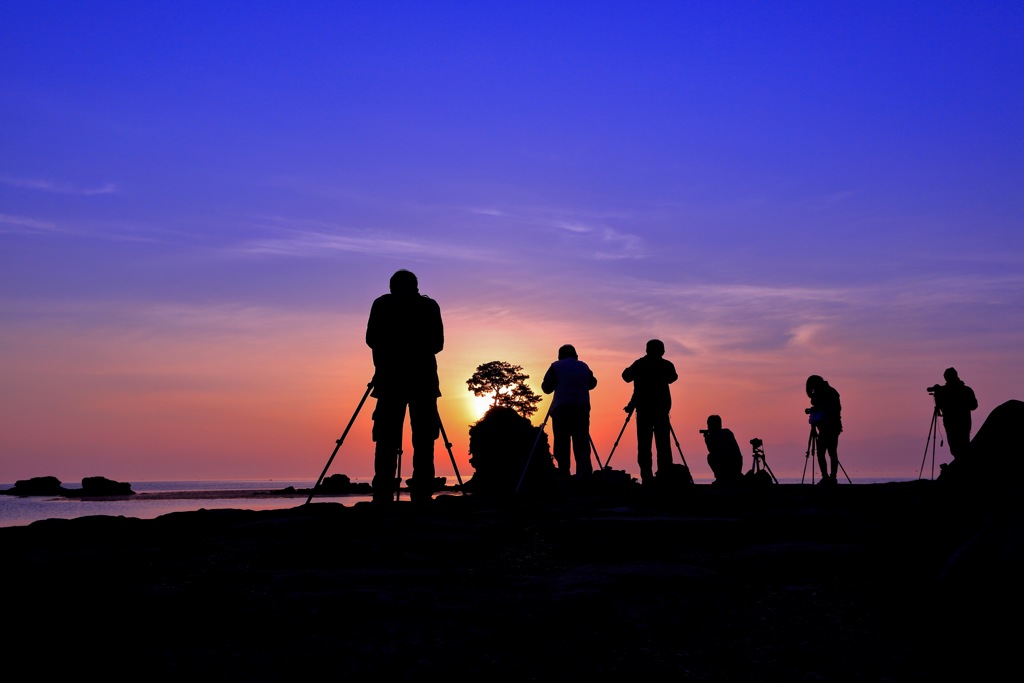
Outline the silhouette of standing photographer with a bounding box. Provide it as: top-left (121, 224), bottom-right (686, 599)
top-left (805, 374), bottom-right (842, 485)
top-left (542, 344), bottom-right (597, 482)
top-left (929, 367), bottom-right (978, 461)
top-left (621, 339), bottom-right (678, 486)
top-left (366, 270), bottom-right (444, 504)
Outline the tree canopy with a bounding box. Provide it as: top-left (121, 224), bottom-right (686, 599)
top-left (466, 360), bottom-right (543, 418)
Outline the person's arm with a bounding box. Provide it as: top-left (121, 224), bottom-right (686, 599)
top-left (665, 361), bottom-right (678, 385)
top-left (365, 298), bottom-right (382, 349)
top-left (429, 298), bottom-right (444, 354)
top-left (588, 370), bottom-right (597, 390)
top-left (541, 365), bottom-right (557, 395)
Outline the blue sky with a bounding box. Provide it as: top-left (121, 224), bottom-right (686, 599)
top-left (2, 2), bottom-right (1022, 482)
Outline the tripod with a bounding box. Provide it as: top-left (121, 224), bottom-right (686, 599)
top-left (749, 439), bottom-right (778, 484)
top-left (305, 378), bottom-right (463, 504)
top-left (919, 403), bottom-right (944, 480)
top-left (801, 424), bottom-right (852, 484)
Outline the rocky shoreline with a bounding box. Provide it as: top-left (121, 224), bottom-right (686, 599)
top-left (2, 477), bottom-right (1020, 681)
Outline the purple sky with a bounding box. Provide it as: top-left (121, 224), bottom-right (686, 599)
top-left (2, 2), bottom-right (1022, 483)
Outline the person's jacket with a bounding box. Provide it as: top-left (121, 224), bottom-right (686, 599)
top-left (365, 292), bottom-right (443, 399)
top-left (622, 355), bottom-right (677, 413)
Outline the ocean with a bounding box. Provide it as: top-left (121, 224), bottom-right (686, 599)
top-left (0, 479), bottom-right (373, 528)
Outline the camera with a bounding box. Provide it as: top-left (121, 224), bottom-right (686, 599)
top-left (750, 437), bottom-right (763, 448)
top-left (699, 429), bottom-right (710, 435)
top-left (927, 384), bottom-right (942, 395)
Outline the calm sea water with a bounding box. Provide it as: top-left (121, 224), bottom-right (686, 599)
top-left (0, 480), bottom-right (373, 528)
top-left (0, 475), bottom-right (915, 528)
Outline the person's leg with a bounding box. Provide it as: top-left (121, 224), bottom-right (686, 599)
top-left (707, 452), bottom-right (719, 482)
top-left (652, 412), bottom-right (672, 476)
top-left (551, 411), bottom-right (571, 478)
top-left (943, 415), bottom-right (971, 459)
top-left (408, 395), bottom-right (439, 502)
top-left (371, 398), bottom-right (406, 502)
top-left (815, 430), bottom-right (830, 481)
top-left (829, 439), bottom-right (839, 481)
top-left (570, 405), bottom-right (593, 477)
top-left (818, 428), bottom-right (839, 481)
top-left (635, 410), bottom-right (654, 483)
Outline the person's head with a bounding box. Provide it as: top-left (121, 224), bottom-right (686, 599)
top-left (557, 344), bottom-right (578, 360)
top-left (389, 269), bottom-right (419, 295)
top-left (806, 374), bottom-right (824, 397)
top-left (706, 414), bottom-right (722, 430)
top-left (645, 339), bottom-right (665, 357)
top-left (943, 367), bottom-right (959, 383)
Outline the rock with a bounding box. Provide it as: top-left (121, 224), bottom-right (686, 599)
top-left (77, 476), bottom-right (134, 496)
top-left (5, 476), bottom-right (63, 496)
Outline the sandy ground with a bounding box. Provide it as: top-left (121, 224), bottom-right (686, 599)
top-left (2, 479), bottom-right (1020, 682)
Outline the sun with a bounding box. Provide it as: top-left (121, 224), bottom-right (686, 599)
top-left (470, 393), bottom-right (495, 421)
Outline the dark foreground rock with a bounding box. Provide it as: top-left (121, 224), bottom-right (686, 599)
top-left (2, 480), bottom-right (1020, 682)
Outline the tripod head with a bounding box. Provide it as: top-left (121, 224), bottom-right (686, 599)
top-left (748, 437), bottom-right (778, 484)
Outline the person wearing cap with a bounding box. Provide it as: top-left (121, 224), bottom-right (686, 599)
top-left (805, 374), bottom-right (843, 484)
top-left (932, 367), bottom-right (978, 460)
top-left (365, 269), bottom-right (444, 504)
top-left (541, 344), bottom-right (598, 480)
top-left (621, 339), bottom-right (678, 485)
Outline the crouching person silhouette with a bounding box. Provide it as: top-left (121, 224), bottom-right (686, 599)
top-left (703, 415), bottom-right (743, 486)
top-left (366, 270), bottom-right (444, 505)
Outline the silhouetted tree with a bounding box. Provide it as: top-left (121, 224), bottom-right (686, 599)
top-left (466, 360), bottom-right (542, 418)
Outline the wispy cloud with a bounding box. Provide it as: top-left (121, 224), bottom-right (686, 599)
top-left (235, 218), bottom-right (500, 262)
top-left (0, 213), bottom-right (57, 232)
top-left (1, 177), bottom-right (119, 195)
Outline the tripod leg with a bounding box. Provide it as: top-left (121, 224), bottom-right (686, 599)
top-left (919, 410), bottom-right (938, 480)
top-left (667, 421), bottom-right (694, 484)
top-left (516, 402), bottom-right (552, 495)
top-left (836, 457), bottom-right (853, 485)
top-left (395, 446), bottom-right (403, 502)
top-left (589, 435), bottom-right (603, 471)
top-left (603, 410), bottom-right (633, 469)
top-left (438, 418), bottom-right (463, 486)
top-left (802, 426), bottom-right (816, 485)
top-left (306, 381), bottom-right (373, 505)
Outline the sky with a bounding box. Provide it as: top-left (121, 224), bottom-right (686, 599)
top-left (2, 2), bottom-right (1022, 484)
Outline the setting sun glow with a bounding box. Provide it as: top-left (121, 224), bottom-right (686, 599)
top-left (471, 393), bottom-right (495, 421)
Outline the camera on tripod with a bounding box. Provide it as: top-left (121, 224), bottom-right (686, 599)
top-left (750, 437), bottom-right (763, 448)
top-left (926, 384), bottom-right (943, 396)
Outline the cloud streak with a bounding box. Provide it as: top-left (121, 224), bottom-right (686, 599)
top-left (234, 222), bottom-right (500, 263)
top-left (2, 177), bottom-right (119, 195)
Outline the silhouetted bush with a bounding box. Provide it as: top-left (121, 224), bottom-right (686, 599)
top-left (465, 406), bottom-right (554, 498)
